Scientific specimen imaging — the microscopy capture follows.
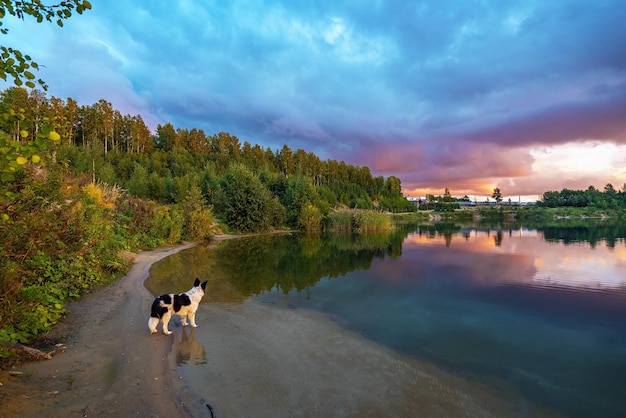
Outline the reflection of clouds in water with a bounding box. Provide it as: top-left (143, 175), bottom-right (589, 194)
top-left (532, 245), bottom-right (626, 289)
top-left (401, 230), bottom-right (626, 290)
top-left (175, 326), bottom-right (207, 366)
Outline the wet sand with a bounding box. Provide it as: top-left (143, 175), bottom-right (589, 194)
top-left (0, 242), bottom-right (200, 418)
top-left (178, 300), bottom-right (561, 418)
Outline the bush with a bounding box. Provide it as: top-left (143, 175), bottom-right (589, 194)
top-left (221, 164), bottom-right (285, 233)
top-left (299, 203), bottom-right (322, 232)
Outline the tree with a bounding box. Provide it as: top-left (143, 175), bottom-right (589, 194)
top-left (604, 183), bottom-right (617, 196)
top-left (221, 164), bottom-right (284, 233)
top-left (130, 114), bottom-right (152, 153)
top-left (0, 0), bottom-right (92, 90)
top-left (492, 187), bottom-right (503, 203)
top-left (385, 176), bottom-right (401, 195)
top-left (93, 99), bottom-right (113, 154)
top-left (277, 144), bottom-right (294, 177)
top-left (284, 176), bottom-right (315, 225)
top-left (155, 122), bottom-right (177, 151)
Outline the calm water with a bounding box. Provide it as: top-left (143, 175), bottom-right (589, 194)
top-left (146, 223), bottom-right (626, 417)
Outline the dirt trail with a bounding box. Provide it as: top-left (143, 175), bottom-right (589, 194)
top-left (0, 242), bottom-right (200, 418)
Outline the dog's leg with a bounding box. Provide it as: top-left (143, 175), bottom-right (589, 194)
top-left (162, 311), bottom-right (173, 335)
top-left (189, 311), bottom-right (198, 328)
top-left (181, 315), bottom-right (188, 327)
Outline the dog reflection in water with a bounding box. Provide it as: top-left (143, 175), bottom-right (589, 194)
top-left (175, 326), bottom-right (207, 365)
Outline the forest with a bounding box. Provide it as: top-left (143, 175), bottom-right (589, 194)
top-left (0, 86), bottom-right (411, 353)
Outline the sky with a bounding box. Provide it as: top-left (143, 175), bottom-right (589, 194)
top-left (2, 0), bottom-right (626, 200)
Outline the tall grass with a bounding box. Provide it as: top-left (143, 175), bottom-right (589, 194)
top-left (326, 209), bottom-right (394, 233)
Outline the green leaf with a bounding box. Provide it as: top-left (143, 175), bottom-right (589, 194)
top-left (1, 173), bottom-right (15, 182)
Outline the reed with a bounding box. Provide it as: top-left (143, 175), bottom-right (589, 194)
top-left (326, 209), bottom-right (394, 233)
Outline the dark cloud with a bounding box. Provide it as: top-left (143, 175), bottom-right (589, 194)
top-left (2, 0), bottom-right (626, 197)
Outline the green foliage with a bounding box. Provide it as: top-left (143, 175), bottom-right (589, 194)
top-left (0, 108), bottom-right (60, 219)
top-left (325, 210), bottom-right (353, 233)
top-left (180, 185), bottom-right (214, 240)
top-left (379, 195), bottom-right (416, 212)
top-left (0, 177), bottom-right (133, 355)
top-left (127, 163), bottom-right (149, 197)
top-left (284, 176), bottom-right (315, 225)
top-left (299, 203), bottom-right (322, 232)
top-left (539, 185), bottom-right (626, 208)
top-left (221, 164), bottom-right (285, 233)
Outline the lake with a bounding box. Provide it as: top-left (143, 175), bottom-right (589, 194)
top-left (146, 222), bottom-right (626, 417)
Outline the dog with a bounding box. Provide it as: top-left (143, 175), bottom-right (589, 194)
top-left (148, 278), bottom-right (208, 335)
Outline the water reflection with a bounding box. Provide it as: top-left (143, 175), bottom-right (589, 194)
top-left (146, 222), bottom-right (626, 418)
top-left (403, 225), bottom-right (626, 290)
top-left (174, 327), bottom-right (206, 366)
top-left (147, 222), bottom-right (626, 301)
top-left (146, 230), bottom-right (407, 301)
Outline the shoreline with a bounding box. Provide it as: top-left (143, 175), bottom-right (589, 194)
top-left (0, 241), bottom-right (201, 417)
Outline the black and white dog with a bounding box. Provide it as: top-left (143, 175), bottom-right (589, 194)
top-left (148, 278), bottom-right (208, 335)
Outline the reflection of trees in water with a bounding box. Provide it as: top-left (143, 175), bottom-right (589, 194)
top-left (410, 221), bottom-right (626, 249)
top-left (212, 231), bottom-right (406, 298)
top-left (149, 221), bottom-right (626, 302)
top-left (540, 224), bottom-right (626, 248)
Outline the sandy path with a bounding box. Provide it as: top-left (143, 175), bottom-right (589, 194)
top-left (0, 242), bottom-right (201, 418)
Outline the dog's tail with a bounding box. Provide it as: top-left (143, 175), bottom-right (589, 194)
top-left (148, 316), bottom-right (160, 334)
top-left (149, 297), bottom-right (168, 334)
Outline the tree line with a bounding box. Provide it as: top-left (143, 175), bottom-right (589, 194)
top-left (538, 184), bottom-right (626, 209)
top-left (0, 87), bottom-right (415, 233)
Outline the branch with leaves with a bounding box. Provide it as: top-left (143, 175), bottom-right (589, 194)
top-left (0, 108), bottom-right (60, 220)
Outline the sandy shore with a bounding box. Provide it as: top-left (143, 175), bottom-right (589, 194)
top-left (0, 242), bottom-right (201, 418)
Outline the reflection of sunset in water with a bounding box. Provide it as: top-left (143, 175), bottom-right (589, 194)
top-left (402, 229), bottom-right (626, 290)
top-left (153, 228), bottom-right (626, 418)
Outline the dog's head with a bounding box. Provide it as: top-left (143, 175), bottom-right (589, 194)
top-left (193, 277), bottom-right (208, 292)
